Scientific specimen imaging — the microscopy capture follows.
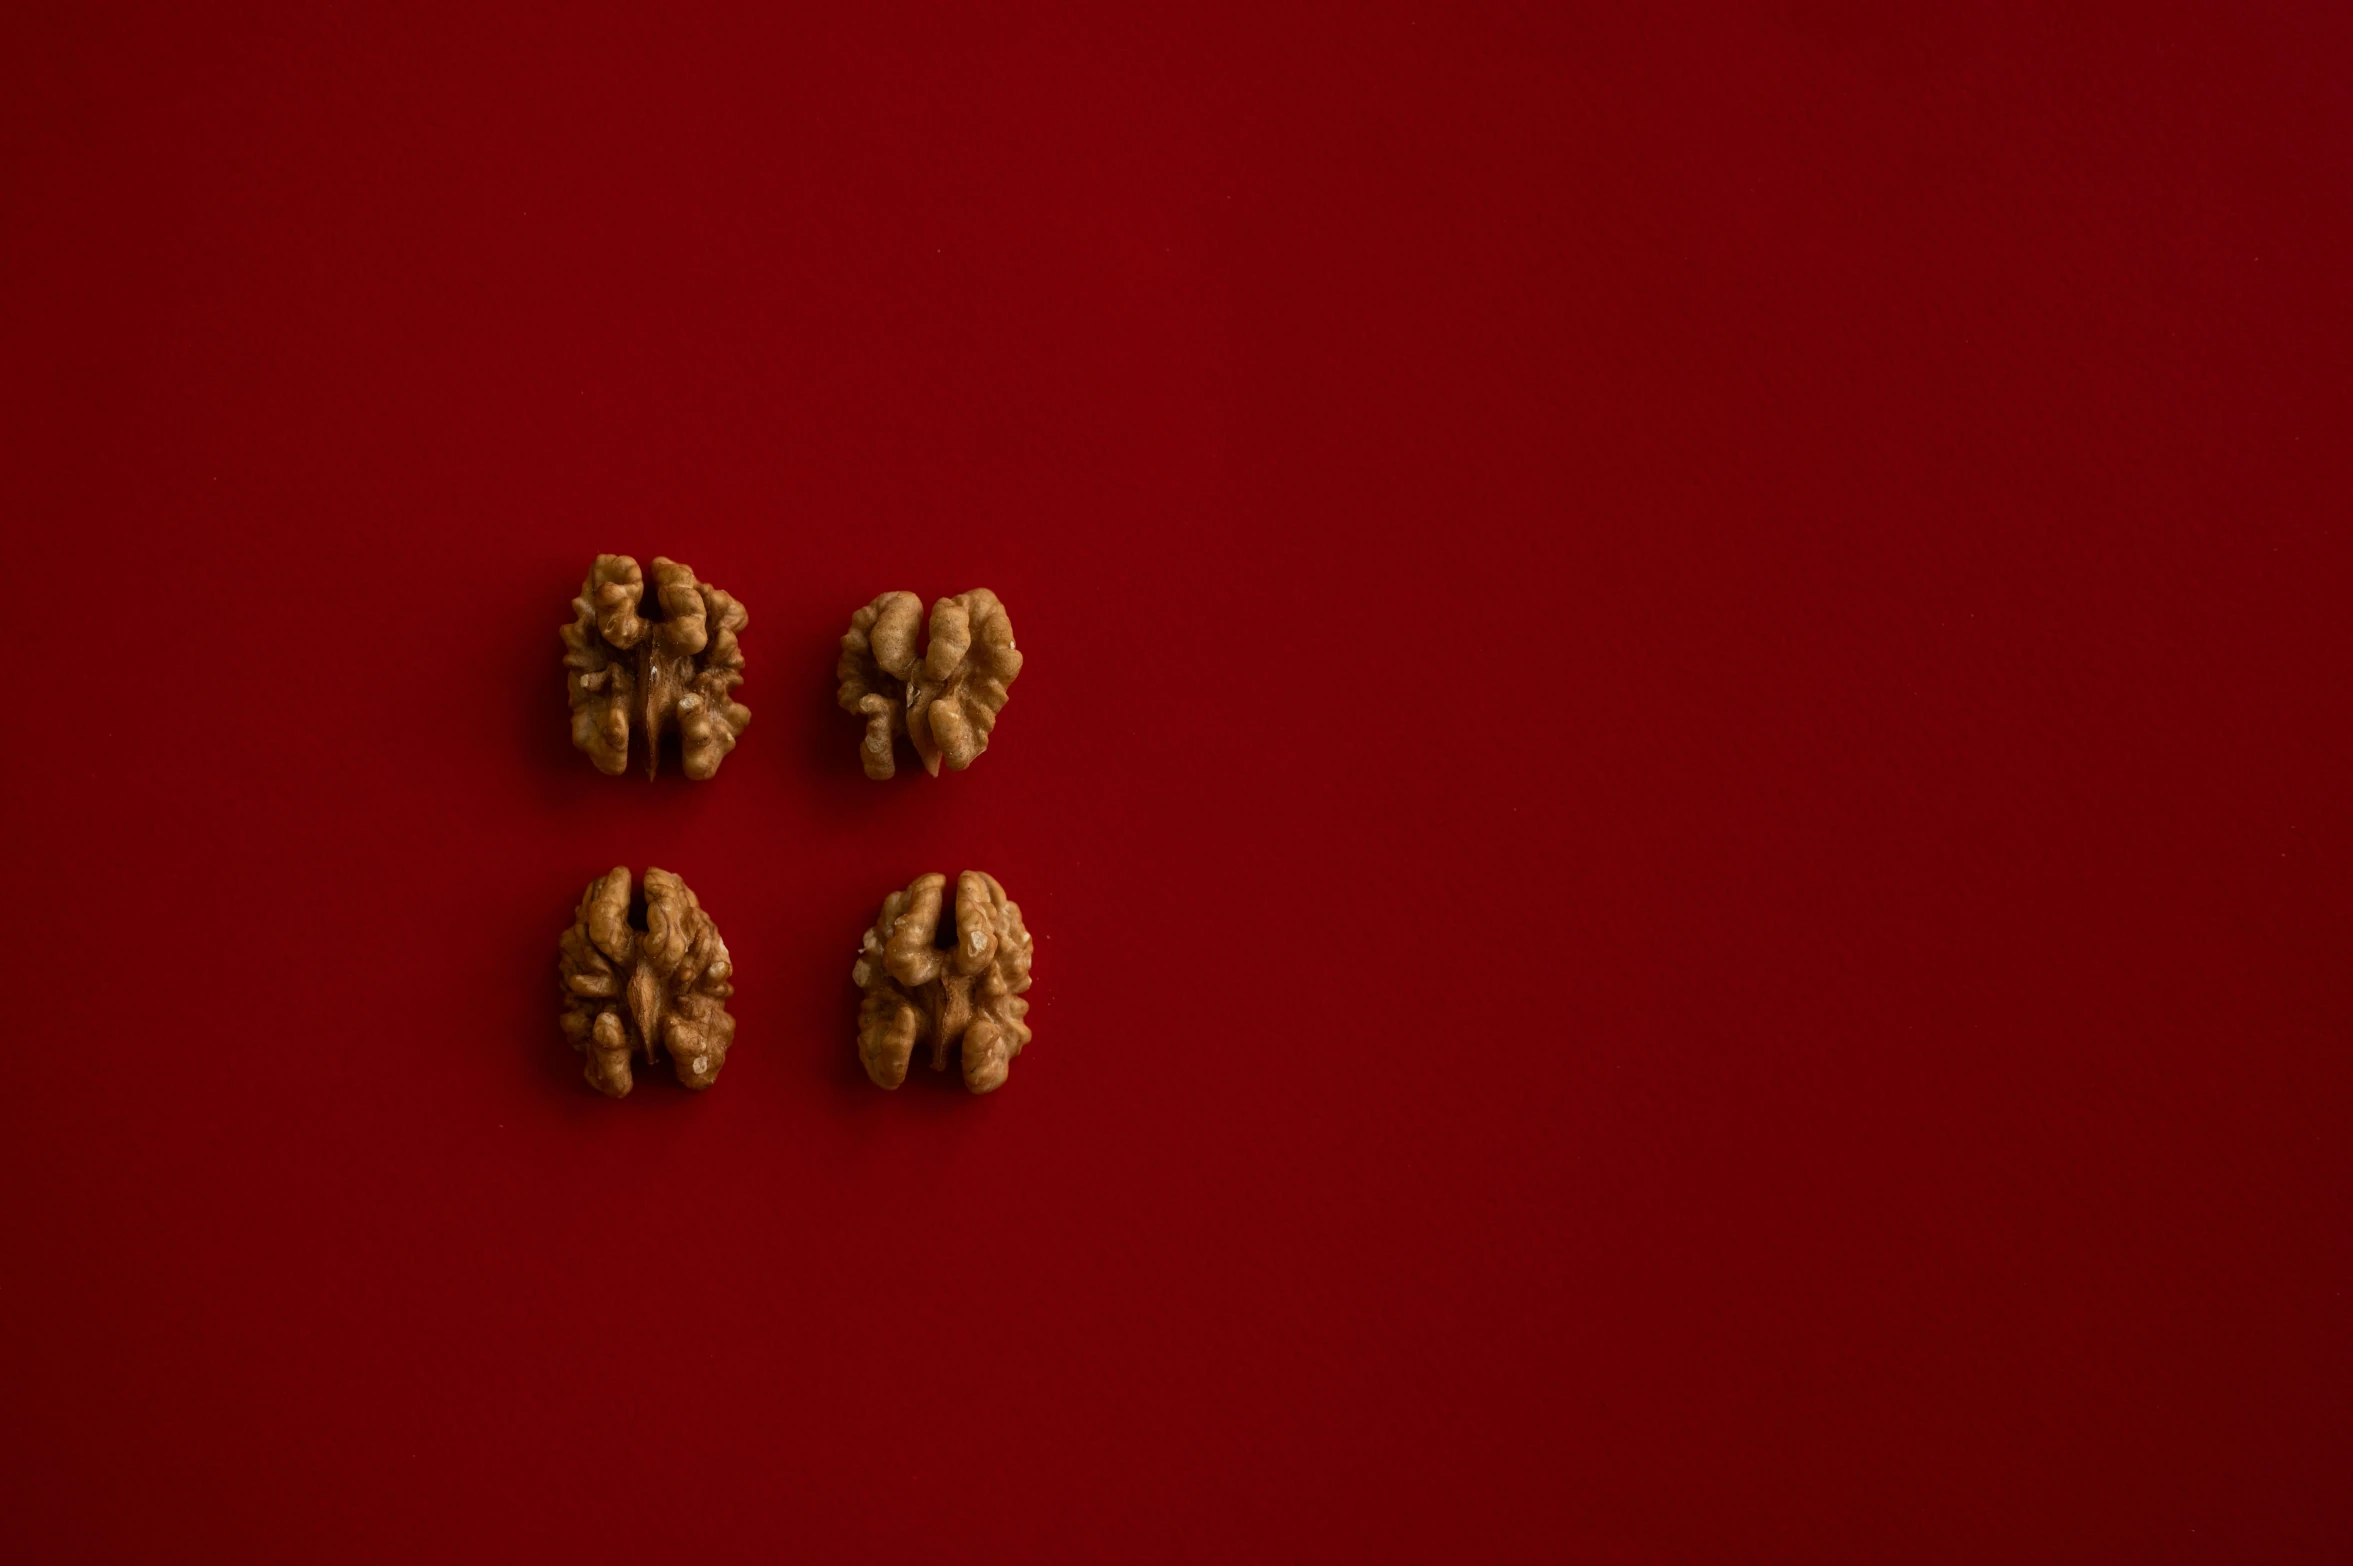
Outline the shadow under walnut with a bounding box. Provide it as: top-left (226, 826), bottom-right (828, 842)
top-left (562, 554), bottom-right (750, 779)
top-left (558, 867), bottom-right (737, 1097)
top-left (836, 588), bottom-right (1021, 780)
top-left (853, 871), bottom-right (1035, 1094)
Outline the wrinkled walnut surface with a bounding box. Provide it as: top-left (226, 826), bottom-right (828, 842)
top-left (562, 554), bottom-right (750, 779)
top-left (853, 871), bottom-right (1034, 1093)
top-left (836, 588), bottom-right (1021, 780)
top-left (559, 867), bottom-right (737, 1097)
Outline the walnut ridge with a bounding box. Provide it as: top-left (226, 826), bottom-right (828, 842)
top-left (562, 554), bottom-right (750, 779)
top-left (836, 589), bottom-right (1022, 780)
top-left (558, 867), bottom-right (737, 1098)
top-left (853, 871), bottom-right (1034, 1093)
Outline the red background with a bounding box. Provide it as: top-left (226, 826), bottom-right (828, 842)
top-left (3, 3), bottom-right (2348, 1559)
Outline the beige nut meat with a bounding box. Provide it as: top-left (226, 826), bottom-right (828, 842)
top-left (835, 589), bottom-right (1021, 779)
top-left (558, 867), bottom-right (737, 1098)
top-left (562, 554), bottom-right (751, 779)
top-left (853, 871), bottom-right (1034, 1093)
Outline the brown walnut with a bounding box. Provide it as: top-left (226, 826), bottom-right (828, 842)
top-left (558, 867), bottom-right (737, 1098)
top-left (562, 554), bottom-right (750, 779)
top-left (853, 871), bottom-right (1034, 1093)
top-left (836, 588), bottom-right (1021, 780)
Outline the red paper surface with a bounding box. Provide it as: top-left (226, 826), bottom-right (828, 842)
top-left (3, 3), bottom-right (2348, 1559)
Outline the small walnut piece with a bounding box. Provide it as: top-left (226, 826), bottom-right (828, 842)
top-left (853, 871), bottom-right (1034, 1093)
top-left (835, 589), bottom-right (1021, 779)
top-left (561, 555), bottom-right (750, 779)
top-left (558, 866), bottom-right (737, 1097)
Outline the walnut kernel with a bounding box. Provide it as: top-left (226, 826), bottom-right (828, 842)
top-left (853, 871), bottom-right (1034, 1093)
top-left (558, 867), bottom-right (737, 1097)
top-left (836, 589), bottom-right (1021, 779)
top-left (562, 555), bottom-right (750, 779)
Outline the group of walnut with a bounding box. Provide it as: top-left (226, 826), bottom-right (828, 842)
top-left (555, 555), bottom-right (1034, 1100)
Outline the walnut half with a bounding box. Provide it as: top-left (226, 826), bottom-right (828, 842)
top-left (558, 867), bottom-right (737, 1097)
top-left (853, 871), bottom-right (1034, 1093)
top-left (835, 589), bottom-right (1021, 779)
top-left (562, 554), bottom-right (750, 779)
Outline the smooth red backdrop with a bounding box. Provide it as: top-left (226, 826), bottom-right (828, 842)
top-left (3, 2), bottom-right (2348, 1560)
